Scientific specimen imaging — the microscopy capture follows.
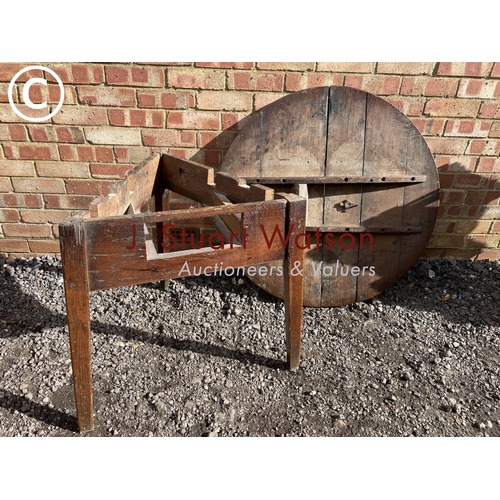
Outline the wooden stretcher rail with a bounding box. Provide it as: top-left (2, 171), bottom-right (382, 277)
top-left (306, 225), bottom-right (423, 234)
top-left (242, 175), bottom-right (427, 184)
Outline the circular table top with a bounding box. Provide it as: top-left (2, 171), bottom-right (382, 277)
top-left (220, 86), bottom-right (439, 307)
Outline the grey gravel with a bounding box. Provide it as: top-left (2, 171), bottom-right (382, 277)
top-left (1, 256), bottom-right (499, 437)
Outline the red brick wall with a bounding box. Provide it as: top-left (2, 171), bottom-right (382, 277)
top-left (0, 62), bottom-right (499, 259)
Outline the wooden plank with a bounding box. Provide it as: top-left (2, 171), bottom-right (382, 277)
top-left (322, 86), bottom-right (367, 306)
top-left (398, 123), bottom-right (440, 277)
top-left (155, 187), bottom-right (170, 290)
top-left (243, 175), bottom-right (426, 184)
top-left (306, 225), bottom-right (422, 234)
top-left (260, 87), bottom-right (329, 178)
top-left (89, 153), bottom-right (160, 217)
top-left (356, 92), bottom-right (411, 302)
top-left (215, 172), bottom-right (275, 203)
top-left (85, 200), bottom-right (287, 291)
top-left (59, 217), bottom-right (94, 432)
top-left (126, 153), bottom-right (161, 211)
top-left (278, 193), bottom-right (306, 371)
top-left (161, 153), bottom-right (216, 206)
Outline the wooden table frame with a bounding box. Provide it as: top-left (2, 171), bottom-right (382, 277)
top-left (60, 152), bottom-right (306, 432)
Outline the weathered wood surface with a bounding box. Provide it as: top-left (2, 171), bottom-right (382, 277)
top-left (220, 86), bottom-right (439, 307)
top-left (60, 217), bottom-right (94, 432)
top-left (278, 193), bottom-right (307, 370)
top-left (89, 153), bottom-right (160, 217)
top-left (85, 200), bottom-right (288, 291)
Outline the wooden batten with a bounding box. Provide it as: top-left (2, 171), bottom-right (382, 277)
top-left (89, 153), bottom-right (161, 217)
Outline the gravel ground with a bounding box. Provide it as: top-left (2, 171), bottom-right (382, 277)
top-left (0, 255), bottom-right (499, 437)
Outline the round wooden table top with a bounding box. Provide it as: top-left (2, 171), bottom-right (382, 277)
top-left (220, 86), bottom-right (439, 307)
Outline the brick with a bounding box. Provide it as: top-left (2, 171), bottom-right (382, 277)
top-left (377, 62), bottom-right (434, 75)
top-left (70, 64), bottom-right (105, 84)
top-left (484, 190), bottom-right (500, 204)
top-left (20, 209), bottom-right (70, 224)
top-left (401, 77), bottom-right (458, 97)
top-left (479, 102), bottom-right (500, 119)
top-left (197, 131), bottom-right (238, 149)
top-left (0, 239), bottom-right (29, 253)
top-left (433, 219), bottom-right (457, 233)
top-left (424, 99), bottom-right (480, 117)
top-left (426, 137), bottom-right (468, 155)
top-left (167, 111), bottom-right (220, 130)
top-left (411, 118), bottom-right (445, 136)
top-left (254, 92), bottom-right (287, 111)
top-left (345, 75), bottom-right (401, 95)
top-left (476, 157), bottom-right (500, 172)
top-left (221, 113), bottom-right (252, 131)
top-left (195, 62), bottom-right (254, 69)
top-left (137, 90), bottom-right (194, 109)
top-left (0, 83), bottom-right (13, 103)
top-left (490, 122), bottom-right (500, 138)
top-left (105, 65), bottom-right (165, 87)
top-left (0, 177), bottom-right (12, 192)
top-left (0, 160), bottom-right (35, 177)
top-left (0, 193), bottom-right (43, 208)
top-left (142, 129), bottom-right (196, 147)
top-left (466, 139), bottom-right (499, 156)
top-left (0, 103), bottom-right (55, 123)
top-left (114, 147), bottom-right (150, 164)
top-left (0, 64), bottom-right (43, 82)
top-left (434, 155), bottom-right (477, 172)
top-left (285, 72), bottom-right (343, 92)
top-left (59, 145), bottom-right (114, 162)
top-left (442, 190), bottom-right (465, 204)
top-left (27, 125), bottom-right (85, 143)
top-left (437, 62), bottom-right (493, 77)
top-left (28, 239), bottom-right (61, 254)
top-left (385, 98), bottom-right (424, 116)
top-left (77, 86), bottom-right (136, 107)
top-left (316, 62), bottom-right (374, 73)
top-left (3, 223), bottom-right (51, 238)
top-left (108, 108), bottom-right (164, 128)
top-left (444, 120), bottom-right (491, 137)
top-left (228, 72), bottom-right (284, 91)
top-left (491, 221), bottom-right (500, 233)
top-left (197, 91), bottom-right (252, 111)
top-left (438, 173), bottom-right (455, 188)
top-left (168, 68), bottom-right (225, 89)
top-left (12, 177), bottom-right (65, 193)
top-left (36, 161), bottom-right (89, 178)
top-left (481, 205), bottom-right (500, 218)
top-left (66, 180), bottom-right (111, 195)
top-left (0, 124), bottom-right (27, 141)
top-left (90, 163), bottom-right (134, 179)
top-left (464, 190), bottom-right (486, 205)
top-left (436, 234), bottom-right (467, 247)
top-left (443, 248), bottom-right (478, 259)
top-left (84, 126), bottom-right (142, 145)
top-left (457, 79), bottom-right (500, 99)
top-left (4, 143), bottom-right (59, 160)
top-left (476, 249), bottom-right (500, 260)
top-left (52, 107), bottom-right (108, 125)
top-left (44, 194), bottom-right (95, 209)
top-left (492, 63), bottom-right (500, 78)
top-left (257, 62), bottom-right (315, 71)
top-left (454, 173), bottom-right (484, 188)
top-left (455, 220), bottom-right (492, 234)
top-left (0, 209), bottom-right (20, 223)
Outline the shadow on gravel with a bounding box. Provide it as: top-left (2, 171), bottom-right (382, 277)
top-left (0, 271), bottom-right (286, 370)
top-left (0, 390), bottom-right (78, 432)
